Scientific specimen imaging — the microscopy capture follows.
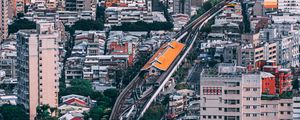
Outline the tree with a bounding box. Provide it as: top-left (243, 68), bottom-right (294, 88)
top-left (8, 19), bottom-right (36, 34)
top-left (72, 20), bottom-right (104, 31)
top-left (141, 104), bottom-right (165, 120)
top-left (89, 106), bottom-right (104, 120)
top-left (59, 79), bottom-right (94, 97)
top-left (111, 21), bottom-right (173, 31)
top-left (36, 105), bottom-right (51, 120)
top-left (103, 88), bottom-right (119, 105)
top-left (175, 83), bottom-right (189, 90)
top-left (96, 6), bottom-right (105, 21)
top-left (0, 104), bottom-right (28, 120)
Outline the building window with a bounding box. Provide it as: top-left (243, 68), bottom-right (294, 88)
top-left (287, 111), bottom-right (291, 114)
top-left (253, 97), bottom-right (257, 101)
top-left (208, 116), bottom-right (211, 119)
top-left (203, 107), bottom-right (206, 111)
top-left (253, 88), bottom-right (257, 91)
top-left (246, 106), bottom-right (250, 109)
top-left (261, 113), bottom-right (264, 116)
top-left (280, 111), bottom-right (284, 114)
top-left (203, 116), bottom-right (206, 119)
top-left (246, 114), bottom-right (250, 117)
top-left (281, 103), bottom-right (284, 106)
top-left (246, 97), bottom-right (250, 101)
top-left (218, 116), bottom-right (222, 119)
top-left (213, 116), bottom-right (217, 119)
top-left (219, 108), bottom-right (222, 111)
top-left (246, 88), bottom-right (250, 91)
top-left (287, 103), bottom-right (291, 106)
top-left (253, 114), bottom-right (257, 117)
top-left (253, 106), bottom-right (257, 109)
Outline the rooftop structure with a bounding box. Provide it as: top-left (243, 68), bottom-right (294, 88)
top-left (142, 41), bottom-right (185, 72)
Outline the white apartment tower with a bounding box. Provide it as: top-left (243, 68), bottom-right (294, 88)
top-left (0, 0), bottom-right (8, 39)
top-left (17, 22), bottom-right (60, 120)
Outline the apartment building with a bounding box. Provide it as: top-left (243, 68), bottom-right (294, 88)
top-left (200, 63), bottom-right (259, 120)
top-left (293, 96), bottom-right (300, 119)
top-left (0, 0), bottom-right (8, 39)
top-left (16, 22), bottom-right (60, 119)
top-left (24, 11), bottom-right (96, 26)
top-left (173, 0), bottom-right (191, 16)
top-left (260, 24), bottom-right (300, 67)
top-left (105, 7), bottom-right (153, 26)
top-left (0, 40), bottom-right (17, 79)
top-left (169, 94), bottom-right (185, 117)
top-left (200, 63), bottom-right (293, 120)
top-left (238, 42), bottom-right (277, 67)
top-left (65, 0), bottom-right (96, 12)
top-left (278, 0), bottom-right (300, 14)
top-left (272, 13), bottom-right (300, 24)
top-left (83, 55), bottom-right (129, 83)
top-left (74, 31), bottom-right (106, 56)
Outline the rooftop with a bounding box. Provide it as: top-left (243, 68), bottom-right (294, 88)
top-left (142, 41), bottom-right (185, 71)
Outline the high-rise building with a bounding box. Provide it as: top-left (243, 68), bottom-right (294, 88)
top-left (173, 0), bottom-right (191, 16)
top-left (0, 0), bottom-right (8, 39)
top-left (17, 22), bottom-right (60, 120)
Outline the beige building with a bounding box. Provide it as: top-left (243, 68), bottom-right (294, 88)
top-left (17, 22), bottom-right (60, 120)
top-left (0, 0), bottom-right (8, 39)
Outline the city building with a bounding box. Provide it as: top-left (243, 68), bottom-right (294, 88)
top-left (17, 22), bottom-right (60, 119)
top-left (0, 0), bottom-right (8, 39)
top-left (293, 95), bottom-right (300, 119)
top-left (65, 0), bottom-right (96, 12)
top-left (199, 63), bottom-right (293, 120)
top-left (24, 11), bottom-right (96, 26)
top-left (0, 40), bottom-right (17, 79)
top-left (278, 0), bottom-right (300, 14)
top-left (238, 42), bottom-right (277, 67)
top-left (105, 7), bottom-right (153, 26)
top-left (260, 23), bottom-right (300, 67)
top-left (173, 0), bottom-right (191, 16)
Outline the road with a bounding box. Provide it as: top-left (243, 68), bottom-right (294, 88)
top-left (109, 1), bottom-right (229, 119)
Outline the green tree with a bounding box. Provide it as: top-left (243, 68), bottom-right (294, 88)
top-left (141, 104), bottom-right (165, 120)
top-left (8, 19), bottom-right (36, 34)
top-left (72, 20), bottom-right (104, 31)
top-left (175, 83), bottom-right (189, 90)
top-left (103, 88), bottom-right (119, 105)
top-left (36, 105), bottom-right (56, 120)
top-left (89, 106), bottom-right (104, 120)
top-left (59, 79), bottom-right (94, 97)
top-left (0, 104), bottom-right (28, 120)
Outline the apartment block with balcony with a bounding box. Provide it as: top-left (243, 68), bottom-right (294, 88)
top-left (16, 22), bottom-right (60, 120)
